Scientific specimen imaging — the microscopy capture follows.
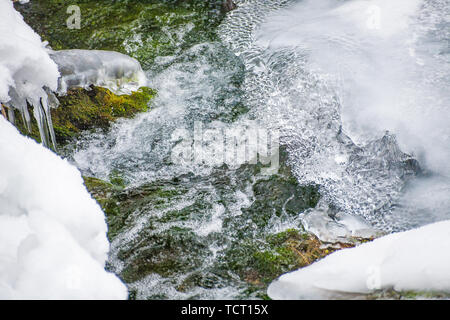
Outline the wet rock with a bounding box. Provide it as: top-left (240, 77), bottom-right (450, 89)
top-left (119, 227), bottom-right (208, 282)
top-left (16, 0), bottom-right (229, 68)
top-left (223, 0), bottom-right (237, 12)
top-left (84, 157), bottom-right (324, 299)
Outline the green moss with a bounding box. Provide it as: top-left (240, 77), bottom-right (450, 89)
top-left (82, 176), bottom-right (127, 240)
top-left (54, 86), bottom-right (155, 143)
top-left (224, 228), bottom-right (338, 288)
top-left (12, 86), bottom-right (156, 147)
top-left (108, 170), bottom-right (126, 188)
top-left (252, 249), bottom-right (297, 278)
top-left (15, 0), bottom-right (228, 68)
top-left (83, 176), bottom-right (121, 196)
top-left (84, 178), bottom-right (190, 241)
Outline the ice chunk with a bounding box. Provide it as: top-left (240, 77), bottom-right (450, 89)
top-left (50, 49), bottom-right (148, 96)
top-left (300, 200), bottom-right (382, 244)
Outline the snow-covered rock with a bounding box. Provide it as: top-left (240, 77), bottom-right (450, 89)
top-left (0, 0), bottom-right (60, 147)
top-left (0, 0), bottom-right (58, 102)
top-left (268, 219), bottom-right (450, 299)
top-left (0, 118), bottom-right (127, 299)
top-left (1, 0), bottom-right (148, 148)
top-left (50, 49), bottom-right (148, 96)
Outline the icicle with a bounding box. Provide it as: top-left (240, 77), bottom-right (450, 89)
top-left (31, 97), bottom-right (50, 147)
top-left (7, 106), bottom-right (15, 124)
top-left (11, 101), bottom-right (30, 131)
top-left (41, 90), bottom-right (59, 150)
top-left (22, 106), bottom-right (32, 133)
top-left (8, 88), bottom-right (31, 132)
top-left (7, 87), bottom-right (60, 150)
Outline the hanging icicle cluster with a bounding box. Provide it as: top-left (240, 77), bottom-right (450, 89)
top-left (2, 87), bottom-right (59, 149)
top-left (1, 49), bottom-right (147, 150)
top-left (1, 0), bottom-right (147, 150)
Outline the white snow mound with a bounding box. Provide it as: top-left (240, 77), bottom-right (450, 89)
top-left (0, 118), bottom-right (127, 299)
top-left (268, 219), bottom-right (450, 299)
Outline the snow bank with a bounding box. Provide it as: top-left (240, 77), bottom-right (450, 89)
top-left (268, 219), bottom-right (450, 299)
top-left (0, 118), bottom-right (127, 299)
top-left (50, 49), bottom-right (148, 96)
top-left (0, 1), bottom-right (127, 299)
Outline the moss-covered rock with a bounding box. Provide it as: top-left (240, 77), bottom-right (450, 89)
top-left (81, 146), bottom-right (326, 298)
top-left (83, 176), bottom-right (126, 238)
top-left (242, 175), bottom-right (320, 229)
top-left (224, 228), bottom-right (341, 290)
top-left (53, 86), bottom-right (156, 143)
top-left (84, 177), bottom-right (190, 241)
top-left (15, 0), bottom-right (229, 68)
top-left (13, 86), bottom-right (156, 146)
top-left (83, 176), bottom-right (123, 198)
top-left (222, 149), bottom-right (321, 238)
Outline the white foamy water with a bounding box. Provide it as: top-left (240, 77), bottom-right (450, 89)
top-left (220, 0), bottom-right (450, 231)
top-left (65, 0), bottom-right (450, 299)
top-left (257, 0), bottom-right (449, 174)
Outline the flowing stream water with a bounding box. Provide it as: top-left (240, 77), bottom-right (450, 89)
top-left (65, 0), bottom-right (450, 299)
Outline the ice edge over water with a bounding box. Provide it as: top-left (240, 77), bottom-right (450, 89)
top-left (50, 49), bottom-right (148, 97)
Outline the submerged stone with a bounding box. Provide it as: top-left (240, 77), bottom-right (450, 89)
top-left (83, 149), bottom-right (326, 299)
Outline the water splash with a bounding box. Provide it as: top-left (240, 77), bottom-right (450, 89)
top-left (64, 0), bottom-right (450, 299)
top-left (219, 0), bottom-right (450, 231)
